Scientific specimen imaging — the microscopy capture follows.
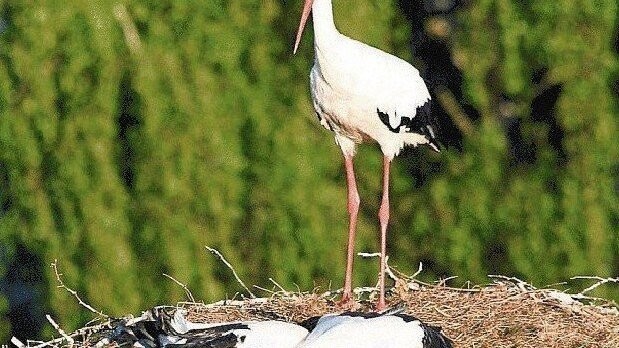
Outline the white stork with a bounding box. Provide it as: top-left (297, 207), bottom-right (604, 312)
top-left (298, 311), bottom-right (453, 348)
top-left (293, 0), bottom-right (440, 310)
top-left (103, 307), bottom-right (452, 348)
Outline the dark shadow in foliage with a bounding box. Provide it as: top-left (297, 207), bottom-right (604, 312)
top-left (234, 118), bottom-right (270, 286)
top-left (530, 81), bottom-right (565, 162)
top-left (531, 69), bottom-right (566, 161)
top-left (483, 240), bottom-right (511, 275)
top-left (503, 116), bottom-right (535, 165)
top-left (500, 92), bottom-right (537, 166)
top-left (115, 73), bottom-right (172, 302)
top-left (395, 0), bottom-right (476, 192)
top-left (417, 256), bottom-right (455, 280)
top-left (116, 73), bottom-right (142, 190)
top-left (0, 244), bottom-right (47, 342)
top-left (613, 26), bottom-right (619, 102)
top-left (400, 146), bottom-right (444, 189)
top-left (0, 163), bottom-right (10, 218)
top-left (40, 153), bottom-right (67, 235)
top-left (398, 0), bottom-right (473, 152)
top-left (0, 11), bottom-right (24, 105)
top-left (0, 17), bottom-right (7, 34)
top-left (0, 5), bottom-right (11, 36)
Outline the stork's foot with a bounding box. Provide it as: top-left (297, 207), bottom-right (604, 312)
top-left (374, 298), bottom-right (386, 312)
top-left (335, 292), bottom-right (357, 310)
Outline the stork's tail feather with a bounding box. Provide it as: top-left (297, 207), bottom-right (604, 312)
top-left (376, 100), bottom-right (442, 152)
top-left (414, 99), bottom-right (442, 152)
top-left (422, 324), bottom-right (454, 348)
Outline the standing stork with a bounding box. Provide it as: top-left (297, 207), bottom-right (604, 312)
top-left (293, 0), bottom-right (440, 310)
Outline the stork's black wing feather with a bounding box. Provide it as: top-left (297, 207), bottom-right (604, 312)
top-left (377, 99), bottom-right (442, 152)
top-left (421, 324), bottom-right (453, 348)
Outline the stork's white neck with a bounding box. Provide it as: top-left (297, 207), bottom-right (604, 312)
top-left (312, 0), bottom-right (339, 47)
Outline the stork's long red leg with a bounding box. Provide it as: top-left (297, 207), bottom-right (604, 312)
top-left (341, 155), bottom-right (360, 304)
top-left (377, 156), bottom-right (391, 311)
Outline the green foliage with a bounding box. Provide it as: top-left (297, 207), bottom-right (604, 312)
top-left (0, 241), bottom-right (11, 340)
top-left (0, 0), bottom-right (617, 342)
top-left (439, 0), bottom-right (619, 291)
top-left (0, 0), bottom-right (409, 339)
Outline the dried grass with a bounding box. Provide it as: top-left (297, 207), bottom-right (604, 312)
top-left (180, 278), bottom-right (619, 348)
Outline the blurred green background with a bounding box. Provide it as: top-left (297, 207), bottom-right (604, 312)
top-left (0, 0), bottom-right (617, 342)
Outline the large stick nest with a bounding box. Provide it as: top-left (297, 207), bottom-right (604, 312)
top-left (182, 278), bottom-right (619, 348)
top-left (13, 264), bottom-right (619, 348)
top-left (18, 280), bottom-right (617, 348)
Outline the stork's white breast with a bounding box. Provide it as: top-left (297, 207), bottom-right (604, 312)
top-left (310, 34), bottom-right (431, 152)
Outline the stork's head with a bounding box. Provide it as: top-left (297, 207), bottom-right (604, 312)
top-left (293, 0), bottom-right (314, 54)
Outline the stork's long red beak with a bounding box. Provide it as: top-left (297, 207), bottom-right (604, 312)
top-left (294, 0), bottom-right (314, 54)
